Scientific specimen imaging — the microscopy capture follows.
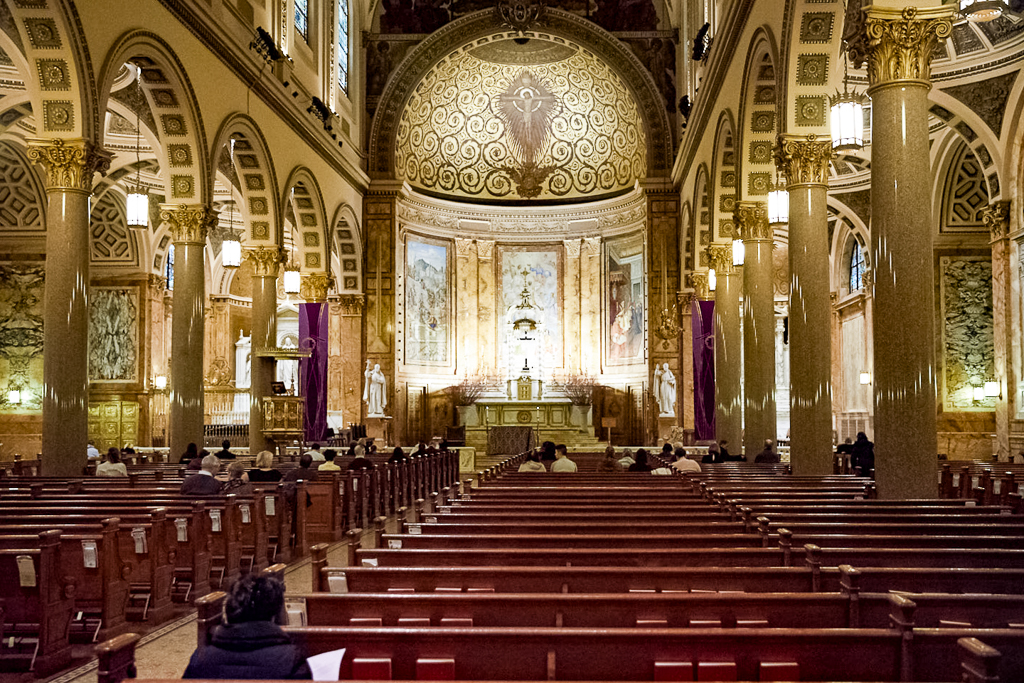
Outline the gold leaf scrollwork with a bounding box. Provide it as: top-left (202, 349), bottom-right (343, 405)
top-left (774, 134), bottom-right (834, 188)
top-left (983, 200), bottom-right (1011, 243)
top-left (689, 272), bottom-right (710, 300)
top-left (863, 6), bottom-right (953, 89)
top-left (160, 204), bottom-right (216, 245)
top-left (245, 246), bottom-right (284, 278)
top-left (300, 272), bottom-right (335, 303)
top-left (336, 294), bottom-right (365, 315)
top-left (707, 244), bottom-right (734, 276)
top-left (26, 138), bottom-right (111, 192)
top-left (734, 201), bottom-right (772, 241)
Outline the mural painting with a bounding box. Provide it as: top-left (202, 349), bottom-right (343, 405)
top-left (499, 247), bottom-right (562, 374)
top-left (405, 237), bottom-right (449, 364)
top-left (0, 263), bottom-right (44, 410)
top-left (940, 257), bottom-right (994, 411)
top-left (606, 233), bottom-right (644, 363)
top-left (89, 287), bottom-right (139, 383)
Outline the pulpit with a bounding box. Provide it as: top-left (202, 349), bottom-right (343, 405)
top-left (262, 396), bottom-right (305, 453)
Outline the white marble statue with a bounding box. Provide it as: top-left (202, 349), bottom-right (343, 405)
top-left (657, 362), bottom-right (676, 416)
top-left (364, 360), bottom-right (387, 417)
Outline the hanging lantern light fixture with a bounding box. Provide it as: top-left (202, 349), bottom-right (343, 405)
top-left (126, 66), bottom-right (149, 228)
top-left (708, 268), bottom-right (717, 292)
top-left (767, 174), bottom-right (789, 226)
top-left (960, 0), bottom-right (1006, 22)
top-left (283, 258), bottom-right (301, 295)
top-left (830, 47), bottom-right (866, 152)
top-left (221, 201), bottom-right (242, 269)
top-left (732, 238), bottom-right (744, 266)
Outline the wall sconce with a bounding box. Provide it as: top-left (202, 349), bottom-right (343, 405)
top-left (153, 375), bottom-right (168, 390)
top-left (859, 371), bottom-right (871, 385)
top-left (708, 268), bottom-right (717, 292)
top-left (7, 388), bottom-right (22, 405)
top-left (984, 381), bottom-right (1000, 398)
top-left (973, 386), bottom-right (986, 402)
top-left (732, 239), bottom-right (744, 266)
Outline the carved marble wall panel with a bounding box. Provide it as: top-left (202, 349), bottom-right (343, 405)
top-left (404, 237), bottom-right (450, 365)
top-left (605, 232), bottom-right (644, 364)
top-left (940, 257), bottom-right (994, 411)
top-left (0, 262), bottom-right (44, 410)
top-left (89, 287), bottom-right (139, 383)
top-left (499, 247), bottom-right (562, 373)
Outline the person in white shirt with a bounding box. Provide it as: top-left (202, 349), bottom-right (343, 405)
top-left (87, 440), bottom-right (100, 461)
top-left (617, 448), bottom-right (635, 469)
top-left (671, 447), bottom-right (701, 474)
top-left (518, 451), bottom-right (547, 472)
top-left (96, 448), bottom-right (128, 477)
top-left (303, 443), bottom-right (325, 462)
top-left (549, 444), bottom-right (578, 473)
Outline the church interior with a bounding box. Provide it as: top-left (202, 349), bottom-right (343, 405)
top-left (1, 0), bottom-right (1024, 680)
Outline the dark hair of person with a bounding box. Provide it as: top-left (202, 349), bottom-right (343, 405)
top-left (222, 439), bottom-right (231, 450)
top-left (106, 447), bottom-right (121, 464)
top-left (555, 444), bottom-right (567, 455)
top-left (347, 444), bottom-right (356, 456)
top-left (662, 443), bottom-right (673, 453)
top-left (224, 574), bottom-right (285, 624)
top-left (185, 442), bottom-right (198, 458)
top-left (674, 447), bottom-right (687, 460)
top-left (299, 453), bottom-right (313, 469)
top-left (323, 449), bottom-right (337, 462)
top-left (122, 446), bottom-right (135, 455)
top-left (635, 449), bottom-right (649, 465)
top-left (439, 440), bottom-right (449, 451)
top-left (311, 443), bottom-right (320, 450)
top-left (393, 447), bottom-right (404, 459)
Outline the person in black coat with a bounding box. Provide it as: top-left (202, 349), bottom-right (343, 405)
top-left (850, 431), bottom-right (875, 475)
top-left (183, 573), bottom-right (311, 679)
top-left (180, 455), bottom-right (223, 495)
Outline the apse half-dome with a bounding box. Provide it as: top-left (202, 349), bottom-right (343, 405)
top-left (395, 36), bottom-right (647, 203)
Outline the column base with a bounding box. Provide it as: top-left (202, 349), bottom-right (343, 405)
top-left (367, 416), bottom-right (393, 447)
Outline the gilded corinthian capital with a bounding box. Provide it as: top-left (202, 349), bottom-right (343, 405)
top-left (983, 200), bottom-right (1011, 243)
top-left (689, 272), bottom-right (709, 300)
top-left (735, 201), bottom-right (771, 241)
top-left (774, 134), bottom-right (834, 188)
top-left (858, 6), bottom-right (953, 90)
top-left (300, 272), bottom-right (335, 303)
top-left (708, 244), bottom-right (734, 276)
top-left (160, 204), bottom-right (216, 245)
top-left (245, 246), bottom-right (284, 277)
top-left (26, 138), bottom-right (111, 192)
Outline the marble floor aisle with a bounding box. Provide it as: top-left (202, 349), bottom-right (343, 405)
top-left (41, 525), bottom-right (381, 683)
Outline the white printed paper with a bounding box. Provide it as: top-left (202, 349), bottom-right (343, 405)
top-left (352, 479), bottom-right (359, 492)
top-left (241, 504), bottom-right (251, 524)
top-left (308, 648), bottom-right (346, 681)
top-left (82, 541), bottom-right (97, 568)
top-left (132, 527), bottom-right (148, 554)
top-left (175, 518), bottom-right (188, 542)
top-left (266, 496), bottom-right (276, 516)
top-left (210, 509), bottom-right (222, 532)
top-left (362, 557), bottom-right (378, 567)
top-left (408, 524), bottom-right (422, 535)
top-left (388, 539), bottom-right (402, 549)
top-left (17, 555), bottom-right (36, 587)
top-left (328, 574), bottom-right (348, 593)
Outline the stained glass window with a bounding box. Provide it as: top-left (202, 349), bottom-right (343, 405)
top-left (849, 240), bottom-right (865, 292)
top-left (295, 0), bottom-right (309, 42)
top-left (337, 0), bottom-right (350, 94)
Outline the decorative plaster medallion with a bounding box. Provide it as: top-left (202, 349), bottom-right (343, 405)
top-left (37, 59), bottom-right (69, 90)
top-left (42, 100), bottom-right (73, 131)
top-left (795, 95), bottom-right (826, 127)
top-left (161, 114), bottom-right (187, 136)
top-left (23, 18), bottom-right (61, 49)
top-left (748, 172), bottom-right (771, 196)
top-left (796, 54), bottom-right (829, 86)
top-left (751, 111), bottom-right (775, 132)
top-left (800, 12), bottom-right (835, 44)
top-left (167, 144), bottom-right (192, 167)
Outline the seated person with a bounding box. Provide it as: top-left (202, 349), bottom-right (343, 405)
top-left (221, 461), bottom-right (254, 496)
top-left (387, 446), bottom-right (410, 464)
top-left (317, 448), bottom-right (341, 471)
top-left (303, 444), bottom-right (325, 462)
top-left (597, 448), bottom-right (622, 472)
top-left (671, 447), bottom-right (701, 473)
top-left (539, 441), bottom-right (557, 461)
top-left (183, 573), bottom-right (311, 679)
top-left (282, 453), bottom-right (319, 482)
top-left (754, 439), bottom-right (780, 463)
top-left (628, 449), bottom-right (653, 472)
top-left (179, 442), bottom-right (199, 465)
top-left (181, 455), bottom-right (223, 495)
top-left (215, 439), bottom-right (236, 460)
top-left (96, 448), bottom-right (128, 477)
top-left (617, 448), bottom-right (636, 469)
top-left (549, 444), bottom-right (578, 472)
top-left (248, 450), bottom-right (283, 482)
top-left (517, 451), bottom-right (547, 472)
top-left (347, 445), bottom-right (376, 471)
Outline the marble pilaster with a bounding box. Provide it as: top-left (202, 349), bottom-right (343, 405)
top-left (985, 201), bottom-right (1013, 460)
top-left (247, 247), bottom-right (282, 454)
top-left (27, 138), bottom-right (111, 475)
top-left (678, 291), bottom-right (696, 433)
top-left (856, 5), bottom-right (953, 498)
top-left (563, 239), bottom-right (582, 373)
top-left (161, 203), bottom-right (215, 461)
top-left (709, 247), bottom-right (742, 452)
top-left (477, 240), bottom-right (496, 373)
top-left (364, 184), bottom-right (400, 435)
top-left (333, 295), bottom-right (365, 427)
top-left (580, 237), bottom-right (602, 373)
top-left (738, 201), bottom-right (776, 456)
top-left (776, 134), bottom-right (834, 473)
top-left (455, 238), bottom-right (479, 375)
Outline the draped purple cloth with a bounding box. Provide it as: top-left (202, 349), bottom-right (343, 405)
top-left (692, 299), bottom-right (716, 441)
top-left (299, 303), bottom-right (329, 442)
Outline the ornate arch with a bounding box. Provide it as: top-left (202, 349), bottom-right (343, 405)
top-left (736, 27), bottom-right (780, 202)
top-left (331, 203), bottom-right (362, 293)
top-left (5, 0), bottom-right (100, 141)
top-left (709, 109), bottom-right (737, 241)
top-left (0, 140), bottom-right (46, 234)
top-left (88, 188), bottom-right (140, 269)
top-left (692, 162), bottom-right (710, 269)
top-left (928, 94), bottom-right (1005, 201)
top-left (782, 0), bottom-right (845, 136)
top-left (97, 31), bottom-right (210, 206)
top-left (368, 8), bottom-right (674, 180)
top-left (210, 113), bottom-right (281, 248)
top-left (282, 167), bottom-right (328, 273)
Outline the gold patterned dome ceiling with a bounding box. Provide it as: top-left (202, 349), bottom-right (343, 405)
top-left (395, 37), bottom-right (647, 202)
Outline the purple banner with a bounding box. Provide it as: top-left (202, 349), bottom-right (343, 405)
top-left (692, 299), bottom-right (716, 441)
top-left (299, 302), bottom-right (329, 442)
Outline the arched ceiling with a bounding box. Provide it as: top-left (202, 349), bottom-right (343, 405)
top-left (394, 36), bottom-right (647, 203)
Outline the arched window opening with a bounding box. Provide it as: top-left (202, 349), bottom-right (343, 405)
top-left (849, 240), bottom-right (865, 292)
top-left (295, 0), bottom-right (309, 41)
top-left (337, 0), bottom-right (350, 95)
top-left (166, 244), bottom-right (175, 291)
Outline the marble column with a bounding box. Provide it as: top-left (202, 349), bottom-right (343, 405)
top-left (985, 201), bottom-right (1013, 461)
top-left (246, 247), bottom-right (281, 454)
top-left (678, 290), bottom-right (696, 435)
top-left (563, 239), bottom-right (582, 373)
top-left (856, 5), bottom-right (953, 498)
top-left (580, 237), bottom-right (602, 373)
top-left (477, 240), bottom-right (496, 373)
top-left (161, 204), bottom-right (215, 461)
top-left (737, 201), bottom-right (776, 456)
top-left (27, 139), bottom-right (110, 476)
top-left (334, 295), bottom-right (365, 425)
top-left (455, 238), bottom-right (478, 375)
top-left (776, 134), bottom-right (834, 473)
top-left (708, 247), bottom-right (742, 452)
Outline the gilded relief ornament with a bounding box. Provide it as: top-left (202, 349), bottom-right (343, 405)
top-left (654, 306), bottom-right (680, 343)
top-left (861, 6), bottom-right (953, 89)
top-left (495, 0), bottom-right (546, 33)
top-left (300, 272), bottom-right (335, 302)
top-left (245, 246), bottom-right (284, 277)
top-left (708, 244), bottom-right (733, 275)
top-left (336, 294), bottom-right (365, 315)
top-left (774, 134), bottom-right (834, 187)
top-left (982, 200), bottom-right (1011, 243)
top-left (161, 204), bottom-right (216, 245)
top-left (734, 201), bottom-right (771, 241)
top-left (689, 272), bottom-right (710, 300)
top-left (26, 138), bottom-right (111, 191)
